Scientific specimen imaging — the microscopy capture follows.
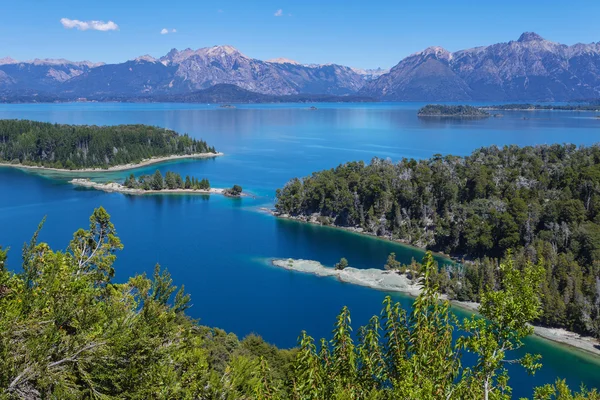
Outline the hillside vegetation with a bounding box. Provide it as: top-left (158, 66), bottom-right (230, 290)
top-left (0, 208), bottom-right (597, 398)
top-left (0, 120), bottom-right (215, 169)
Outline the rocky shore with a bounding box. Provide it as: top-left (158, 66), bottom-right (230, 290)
top-left (70, 178), bottom-right (244, 197)
top-left (271, 258), bottom-right (600, 358)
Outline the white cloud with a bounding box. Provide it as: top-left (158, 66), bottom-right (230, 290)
top-left (274, 9), bottom-right (283, 17)
top-left (161, 28), bottom-right (169, 35)
top-left (171, 29), bottom-right (177, 33)
top-left (60, 18), bottom-right (119, 31)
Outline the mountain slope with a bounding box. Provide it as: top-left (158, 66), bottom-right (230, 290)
top-left (362, 33), bottom-right (600, 101)
top-left (0, 45), bottom-right (366, 99)
top-left (159, 45), bottom-right (364, 95)
top-left (0, 58), bottom-right (100, 94)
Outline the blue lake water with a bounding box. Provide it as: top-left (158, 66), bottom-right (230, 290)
top-left (0, 102), bottom-right (599, 397)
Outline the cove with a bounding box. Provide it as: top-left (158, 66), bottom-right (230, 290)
top-left (1, 102), bottom-right (599, 397)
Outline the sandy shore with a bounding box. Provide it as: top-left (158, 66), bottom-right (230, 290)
top-left (70, 178), bottom-right (244, 197)
top-left (271, 258), bottom-right (600, 358)
top-left (272, 258), bottom-right (423, 296)
top-left (0, 152), bottom-right (223, 173)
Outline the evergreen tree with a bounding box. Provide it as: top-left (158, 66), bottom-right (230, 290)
top-left (334, 257), bottom-right (349, 270)
top-left (151, 170), bottom-right (164, 190)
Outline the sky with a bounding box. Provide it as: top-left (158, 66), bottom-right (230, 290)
top-left (0, 0), bottom-right (599, 69)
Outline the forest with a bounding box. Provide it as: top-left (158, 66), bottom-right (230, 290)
top-left (274, 144), bottom-right (600, 338)
top-left (417, 105), bottom-right (490, 117)
top-left (0, 119), bottom-right (216, 169)
top-left (0, 208), bottom-right (597, 399)
top-left (124, 170), bottom-right (210, 191)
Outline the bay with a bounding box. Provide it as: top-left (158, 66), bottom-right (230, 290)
top-left (0, 102), bottom-right (599, 397)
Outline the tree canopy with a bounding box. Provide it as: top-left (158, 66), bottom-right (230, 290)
top-left (0, 119), bottom-right (216, 169)
top-left (275, 144), bottom-right (600, 338)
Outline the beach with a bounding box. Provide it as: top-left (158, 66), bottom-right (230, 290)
top-left (271, 258), bottom-right (600, 358)
top-left (0, 152), bottom-right (223, 173)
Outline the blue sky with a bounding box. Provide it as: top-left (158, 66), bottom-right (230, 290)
top-left (1, 0), bottom-right (598, 69)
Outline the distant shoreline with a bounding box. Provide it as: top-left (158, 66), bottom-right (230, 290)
top-left (70, 178), bottom-right (245, 198)
top-left (0, 152), bottom-right (223, 173)
top-left (271, 258), bottom-right (600, 359)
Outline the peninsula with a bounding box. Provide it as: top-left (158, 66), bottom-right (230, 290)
top-left (274, 144), bottom-right (600, 342)
top-left (0, 119), bottom-right (217, 171)
top-left (271, 258), bottom-right (600, 357)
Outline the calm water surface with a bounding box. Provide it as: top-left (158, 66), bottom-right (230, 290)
top-left (1, 103), bottom-right (599, 397)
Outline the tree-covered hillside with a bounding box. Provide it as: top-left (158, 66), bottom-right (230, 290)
top-left (275, 144), bottom-right (600, 337)
top-left (0, 208), bottom-right (597, 399)
top-left (0, 120), bottom-right (216, 169)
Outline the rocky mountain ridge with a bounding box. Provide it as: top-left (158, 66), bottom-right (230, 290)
top-left (361, 32), bottom-right (600, 101)
top-left (2, 33), bottom-right (600, 102)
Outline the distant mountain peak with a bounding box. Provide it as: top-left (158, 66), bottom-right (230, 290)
top-left (267, 58), bottom-right (300, 65)
top-left (518, 32), bottom-right (545, 42)
top-left (0, 57), bottom-right (18, 65)
top-left (134, 55), bottom-right (158, 63)
top-left (203, 45), bottom-right (246, 58)
top-left (414, 46), bottom-right (452, 60)
top-left (0, 57), bottom-right (103, 68)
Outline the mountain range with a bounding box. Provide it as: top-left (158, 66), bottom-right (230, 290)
top-left (1, 33), bottom-right (599, 102)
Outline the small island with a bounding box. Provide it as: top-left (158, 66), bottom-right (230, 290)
top-left (0, 120), bottom-right (218, 171)
top-left (417, 104), bottom-right (490, 118)
top-left (71, 170), bottom-right (245, 197)
top-left (219, 104), bottom-right (236, 109)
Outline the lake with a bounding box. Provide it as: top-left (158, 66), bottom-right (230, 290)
top-left (0, 102), bottom-right (599, 397)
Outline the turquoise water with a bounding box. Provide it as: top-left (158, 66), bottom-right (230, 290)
top-left (0, 103), bottom-right (599, 397)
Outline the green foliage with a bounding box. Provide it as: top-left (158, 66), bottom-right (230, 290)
top-left (151, 169), bottom-right (164, 190)
top-left (533, 379), bottom-right (600, 399)
top-left (417, 104), bottom-right (490, 117)
top-left (457, 254), bottom-right (545, 399)
top-left (0, 119), bottom-right (215, 169)
top-left (274, 145), bottom-right (600, 338)
top-left (1, 211), bottom-right (598, 399)
top-left (384, 252), bottom-right (401, 270)
top-left (335, 257), bottom-right (349, 270)
top-left (124, 170), bottom-right (210, 192)
top-left (0, 208), bottom-right (288, 399)
top-left (225, 184), bottom-right (243, 197)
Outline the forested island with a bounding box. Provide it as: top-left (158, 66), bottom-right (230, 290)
top-left (274, 144), bottom-right (600, 338)
top-left (71, 170), bottom-right (244, 197)
top-left (417, 104), bottom-right (490, 118)
top-left (0, 120), bottom-right (217, 170)
top-left (0, 207), bottom-right (597, 398)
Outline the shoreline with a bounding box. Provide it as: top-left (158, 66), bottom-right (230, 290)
top-left (271, 258), bottom-right (600, 358)
top-left (70, 178), bottom-right (245, 198)
top-left (0, 152), bottom-right (223, 173)
top-left (270, 210), bottom-right (458, 263)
